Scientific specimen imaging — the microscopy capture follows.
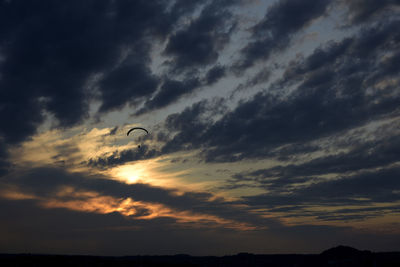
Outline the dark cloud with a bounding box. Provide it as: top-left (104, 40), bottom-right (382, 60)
top-left (132, 1), bottom-right (240, 115)
top-left (0, 1), bottom-right (138, 142)
top-left (87, 145), bottom-right (160, 169)
top-left (161, 102), bottom-right (209, 153)
top-left (229, 67), bottom-right (273, 98)
top-left (98, 53), bottom-right (160, 113)
top-left (272, 142), bottom-right (321, 161)
top-left (241, 166), bottom-right (400, 209)
top-left (161, 19), bottom-right (400, 162)
top-left (204, 65), bottom-right (227, 85)
top-left (163, 1), bottom-right (237, 73)
top-left (0, 140), bottom-right (11, 177)
top-left (280, 39), bottom-right (352, 85)
top-left (165, 100), bottom-right (211, 132)
top-left (162, 98), bottom-right (227, 154)
top-left (234, 0), bottom-right (330, 72)
top-left (343, 0), bottom-right (400, 24)
top-left (247, 67), bottom-right (272, 87)
top-left (230, 133), bottom-right (400, 187)
top-left (108, 126), bottom-right (118, 136)
top-left (0, 0), bottom-right (222, 147)
top-left (269, 205), bottom-right (389, 222)
top-left (136, 77), bottom-right (201, 115)
top-left (168, 0), bottom-right (203, 18)
top-left (312, 205), bottom-right (400, 222)
top-left (137, 63), bottom-right (230, 115)
top-left (50, 142), bottom-right (81, 167)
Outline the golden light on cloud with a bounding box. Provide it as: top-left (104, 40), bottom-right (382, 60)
top-left (10, 125), bottom-right (140, 168)
top-left (0, 188), bottom-right (37, 201)
top-left (10, 125), bottom-right (193, 188)
top-left (0, 181), bottom-right (257, 231)
top-left (46, 196), bottom-right (256, 231)
top-left (39, 188), bottom-right (256, 231)
top-left (46, 194), bottom-right (128, 216)
top-left (9, 125), bottom-right (251, 197)
top-left (4, 124), bottom-right (262, 231)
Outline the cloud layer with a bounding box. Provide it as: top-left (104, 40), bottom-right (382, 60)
top-left (1, 0), bottom-right (400, 255)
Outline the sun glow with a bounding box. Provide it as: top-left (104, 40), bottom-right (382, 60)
top-left (113, 163), bottom-right (149, 184)
top-left (108, 157), bottom-right (189, 189)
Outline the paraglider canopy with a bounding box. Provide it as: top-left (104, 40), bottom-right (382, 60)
top-left (126, 127), bottom-right (149, 136)
top-left (127, 127), bottom-right (149, 148)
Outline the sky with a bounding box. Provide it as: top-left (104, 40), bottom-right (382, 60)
top-left (0, 0), bottom-right (400, 256)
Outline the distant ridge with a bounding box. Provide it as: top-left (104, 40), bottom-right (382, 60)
top-left (321, 245), bottom-right (371, 259)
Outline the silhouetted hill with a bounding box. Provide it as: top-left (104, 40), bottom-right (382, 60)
top-left (321, 245), bottom-right (372, 258)
top-left (1, 246), bottom-right (400, 266)
top-left (319, 245), bottom-right (374, 266)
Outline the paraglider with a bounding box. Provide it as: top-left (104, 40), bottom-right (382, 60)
top-left (127, 127), bottom-right (149, 136)
top-left (127, 127), bottom-right (149, 148)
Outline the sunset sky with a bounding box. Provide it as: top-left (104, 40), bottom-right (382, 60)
top-left (1, 0), bottom-right (400, 256)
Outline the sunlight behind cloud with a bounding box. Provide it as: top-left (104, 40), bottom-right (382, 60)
top-left (109, 158), bottom-right (190, 189)
top-left (11, 125), bottom-right (152, 170)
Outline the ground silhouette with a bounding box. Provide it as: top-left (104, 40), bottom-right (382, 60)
top-left (1, 246), bottom-right (399, 266)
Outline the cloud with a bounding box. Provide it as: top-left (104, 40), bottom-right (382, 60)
top-left (0, 192), bottom-right (251, 255)
top-left (241, 166), bottom-right (400, 209)
top-left (313, 205), bottom-right (400, 222)
top-left (0, 1), bottom-right (147, 142)
top-left (0, 139), bottom-right (11, 176)
top-left (98, 53), bottom-right (160, 113)
top-left (160, 18), bottom-right (400, 163)
top-left (131, 1), bottom-right (241, 115)
top-left (135, 77), bottom-right (201, 115)
top-left (204, 65), bottom-right (227, 86)
top-left (4, 195), bottom-right (389, 255)
top-left (342, 0), bottom-right (400, 25)
top-left (0, 0), bottom-right (238, 176)
top-left (136, 63), bottom-right (228, 115)
top-left (0, 197), bottom-right (260, 255)
top-left (234, 0), bottom-right (330, 72)
top-left (1, 167), bottom-right (399, 254)
top-left (163, 1), bottom-right (238, 73)
top-left (161, 98), bottom-right (227, 154)
top-left (230, 132), bottom-right (400, 187)
top-left (0, 166), bottom-right (279, 230)
top-left (87, 145), bottom-right (160, 169)
top-left (108, 126), bottom-right (118, 136)
top-left (0, 0), bottom-right (224, 147)
top-left (1, 0), bottom-right (400, 255)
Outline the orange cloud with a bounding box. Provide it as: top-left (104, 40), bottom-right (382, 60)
top-left (41, 192), bottom-right (257, 231)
